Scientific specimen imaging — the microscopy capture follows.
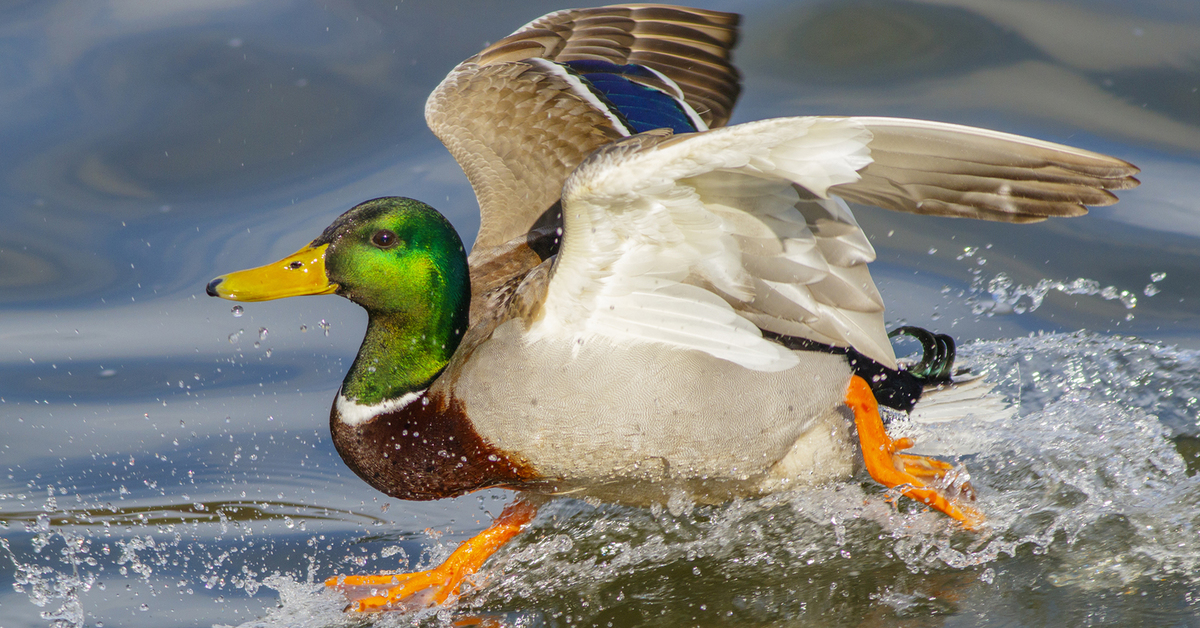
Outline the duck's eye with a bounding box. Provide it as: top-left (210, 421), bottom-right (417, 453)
top-left (371, 229), bottom-right (398, 248)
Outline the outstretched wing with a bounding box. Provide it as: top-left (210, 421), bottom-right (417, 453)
top-left (830, 117), bottom-right (1140, 222)
top-left (531, 117), bottom-right (1139, 370)
top-left (426, 5), bottom-right (740, 262)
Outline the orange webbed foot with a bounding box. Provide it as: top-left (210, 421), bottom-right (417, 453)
top-left (846, 375), bottom-right (983, 528)
top-left (326, 498), bottom-right (538, 612)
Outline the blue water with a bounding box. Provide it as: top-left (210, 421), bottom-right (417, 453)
top-left (3, 1), bottom-right (1200, 626)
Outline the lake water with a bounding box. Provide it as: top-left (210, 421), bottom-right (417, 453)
top-left (3, 0), bottom-right (1200, 626)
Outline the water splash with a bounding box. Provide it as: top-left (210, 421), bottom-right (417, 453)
top-left (1, 533), bottom-right (94, 628)
top-left (970, 273), bottom-right (1138, 317)
top-left (0, 493), bottom-right (391, 628)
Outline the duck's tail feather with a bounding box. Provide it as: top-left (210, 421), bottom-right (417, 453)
top-left (887, 326), bottom-right (955, 382)
top-left (884, 327), bottom-right (1015, 427)
top-left (769, 325), bottom-right (981, 419)
top-left (765, 328), bottom-right (929, 415)
top-left (906, 374), bottom-right (1015, 425)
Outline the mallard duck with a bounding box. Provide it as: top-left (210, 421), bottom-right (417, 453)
top-left (206, 4), bottom-right (1139, 612)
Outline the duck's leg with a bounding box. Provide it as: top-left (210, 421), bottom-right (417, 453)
top-left (327, 497), bottom-right (538, 612)
top-left (845, 375), bottom-right (982, 528)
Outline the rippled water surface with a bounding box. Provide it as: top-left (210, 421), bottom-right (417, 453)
top-left (3, 0), bottom-right (1200, 626)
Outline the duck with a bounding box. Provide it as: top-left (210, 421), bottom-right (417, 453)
top-left (206, 4), bottom-right (1139, 612)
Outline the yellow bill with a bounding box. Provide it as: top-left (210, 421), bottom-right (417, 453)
top-left (206, 244), bottom-right (338, 301)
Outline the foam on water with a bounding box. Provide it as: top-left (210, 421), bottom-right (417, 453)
top-left (6, 332), bottom-right (1200, 626)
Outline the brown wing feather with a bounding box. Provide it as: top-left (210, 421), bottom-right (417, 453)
top-left (427, 5), bottom-right (740, 262)
top-left (428, 62), bottom-right (624, 258)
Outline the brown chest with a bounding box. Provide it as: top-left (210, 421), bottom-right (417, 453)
top-left (329, 392), bottom-right (537, 501)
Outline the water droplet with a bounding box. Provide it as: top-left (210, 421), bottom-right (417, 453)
top-left (319, 319), bottom-right (330, 337)
top-left (299, 324), bottom-right (307, 332)
top-left (1151, 272), bottom-right (1167, 282)
top-left (927, 247), bottom-right (937, 255)
top-left (1144, 283), bottom-right (1161, 297)
top-left (258, 327), bottom-right (268, 341)
top-left (231, 305), bottom-right (243, 317)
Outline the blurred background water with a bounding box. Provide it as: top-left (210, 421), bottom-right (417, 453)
top-left (2, 0), bottom-right (1199, 626)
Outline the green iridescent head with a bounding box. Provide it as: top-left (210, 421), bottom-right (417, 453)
top-left (208, 197), bottom-right (471, 403)
top-left (312, 197), bottom-right (469, 316)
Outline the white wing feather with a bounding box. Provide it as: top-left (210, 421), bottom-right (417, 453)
top-left (529, 117), bottom-right (896, 371)
top-left (525, 115), bottom-right (1137, 373)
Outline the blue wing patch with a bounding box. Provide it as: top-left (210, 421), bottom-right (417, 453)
top-left (563, 60), bottom-right (698, 134)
